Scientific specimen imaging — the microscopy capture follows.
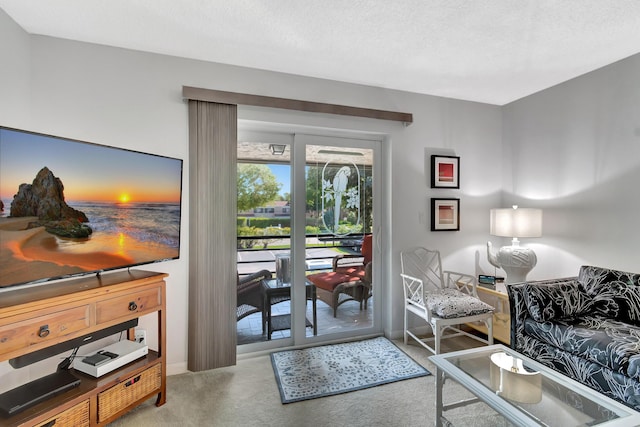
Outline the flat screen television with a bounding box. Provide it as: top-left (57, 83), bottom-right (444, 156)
top-left (0, 126), bottom-right (183, 289)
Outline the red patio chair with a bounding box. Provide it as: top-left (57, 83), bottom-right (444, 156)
top-left (307, 235), bottom-right (372, 317)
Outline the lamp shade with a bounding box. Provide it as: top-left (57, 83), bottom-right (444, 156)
top-left (490, 207), bottom-right (542, 238)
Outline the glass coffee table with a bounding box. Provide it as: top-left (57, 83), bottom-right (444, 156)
top-left (430, 344), bottom-right (640, 427)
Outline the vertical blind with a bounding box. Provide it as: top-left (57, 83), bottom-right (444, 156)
top-left (188, 100), bottom-right (238, 370)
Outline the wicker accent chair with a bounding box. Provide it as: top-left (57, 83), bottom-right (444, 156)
top-left (236, 269), bottom-right (272, 331)
top-left (307, 235), bottom-right (373, 317)
top-left (400, 247), bottom-right (494, 354)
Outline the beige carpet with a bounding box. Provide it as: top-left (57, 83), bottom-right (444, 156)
top-left (107, 338), bottom-right (507, 427)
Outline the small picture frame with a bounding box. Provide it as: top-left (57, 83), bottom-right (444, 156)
top-left (431, 155), bottom-right (460, 189)
top-left (431, 198), bottom-right (460, 231)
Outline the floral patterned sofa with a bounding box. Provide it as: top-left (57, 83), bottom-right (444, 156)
top-left (508, 265), bottom-right (640, 410)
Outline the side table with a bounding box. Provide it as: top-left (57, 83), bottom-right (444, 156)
top-left (262, 279), bottom-right (317, 340)
top-left (465, 285), bottom-right (510, 344)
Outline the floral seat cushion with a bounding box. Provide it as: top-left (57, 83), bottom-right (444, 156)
top-left (523, 315), bottom-right (640, 381)
top-left (425, 288), bottom-right (494, 319)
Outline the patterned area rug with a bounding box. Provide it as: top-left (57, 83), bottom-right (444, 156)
top-left (270, 336), bottom-right (431, 403)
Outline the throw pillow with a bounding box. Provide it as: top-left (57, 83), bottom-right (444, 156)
top-left (578, 265), bottom-right (640, 295)
top-left (578, 266), bottom-right (640, 325)
top-left (522, 280), bottom-right (589, 322)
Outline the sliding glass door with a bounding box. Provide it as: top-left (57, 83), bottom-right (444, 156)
top-left (237, 130), bottom-right (380, 350)
top-left (236, 131), bottom-right (294, 346)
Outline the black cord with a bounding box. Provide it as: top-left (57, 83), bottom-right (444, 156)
top-left (57, 347), bottom-right (79, 371)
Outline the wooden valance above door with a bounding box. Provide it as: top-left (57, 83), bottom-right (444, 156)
top-left (182, 86), bottom-right (413, 125)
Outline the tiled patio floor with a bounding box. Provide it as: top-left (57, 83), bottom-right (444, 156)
top-left (237, 298), bottom-right (373, 345)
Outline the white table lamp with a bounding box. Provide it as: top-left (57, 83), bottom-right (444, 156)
top-left (487, 206), bottom-right (542, 285)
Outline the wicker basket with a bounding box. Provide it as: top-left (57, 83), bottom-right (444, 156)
top-left (35, 399), bottom-right (90, 427)
top-left (98, 364), bottom-right (162, 422)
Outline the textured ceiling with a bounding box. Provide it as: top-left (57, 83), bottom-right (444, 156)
top-left (2, 0), bottom-right (640, 105)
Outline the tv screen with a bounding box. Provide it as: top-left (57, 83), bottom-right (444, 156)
top-left (0, 126), bottom-right (183, 289)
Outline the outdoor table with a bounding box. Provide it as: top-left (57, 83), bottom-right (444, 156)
top-left (262, 278), bottom-right (317, 339)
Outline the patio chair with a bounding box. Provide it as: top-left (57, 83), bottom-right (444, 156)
top-left (307, 235), bottom-right (373, 317)
top-left (236, 269), bottom-right (272, 331)
top-left (400, 247), bottom-right (494, 354)
top-left (332, 234), bottom-right (372, 279)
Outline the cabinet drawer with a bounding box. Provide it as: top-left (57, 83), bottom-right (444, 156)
top-left (35, 399), bottom-right (90, 427)
top-left (97, 363), bottom-right (162, 422)
top-left (0, 305), bottom-right (90, 357)
top-left (96, 286), bottom-right (162, 324)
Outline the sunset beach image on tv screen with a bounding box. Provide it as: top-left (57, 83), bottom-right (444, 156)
top-left (0, 127), bottom-right (183, 288)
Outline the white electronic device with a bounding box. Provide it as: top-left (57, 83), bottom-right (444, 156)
top-left (73, 340), bottom-right (148, 378)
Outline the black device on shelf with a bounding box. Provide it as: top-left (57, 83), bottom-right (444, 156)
top-left (0, 370), bottom-right (80, 417)
top-left (478, 275), bottom-right (504, 290)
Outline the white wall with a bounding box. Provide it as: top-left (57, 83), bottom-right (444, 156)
top-left (389, 95), bottom-right (503, 332)
top-left (0, 8), bottom-right (30, 127)
top-left (503, 54), bottom-right (640, 279)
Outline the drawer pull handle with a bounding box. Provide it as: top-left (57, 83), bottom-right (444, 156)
top-left (42, 420), bottom-right (56, 427)
top-left (125, 375), bottom-right (141, 387)
top-left (38, 325), bottom-right (50, 338)
top-left (128, 301), bottom-right (138, 311)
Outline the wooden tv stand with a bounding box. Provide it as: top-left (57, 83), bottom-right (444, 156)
top-left (0, 270), bottom-right (167, 427)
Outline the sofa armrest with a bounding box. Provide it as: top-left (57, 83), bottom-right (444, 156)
top-left (507, 282), bottom-right (529, 350)
top-left (507, 276), bottom-right (578, 351)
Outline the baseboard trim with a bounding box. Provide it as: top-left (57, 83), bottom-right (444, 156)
top-left (167, 361), bottom-right (188, 376)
